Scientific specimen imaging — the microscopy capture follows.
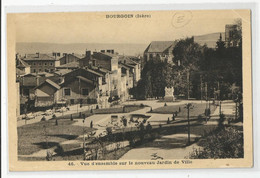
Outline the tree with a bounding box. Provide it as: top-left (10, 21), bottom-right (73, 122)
top-left (133, 58), bottom-right (173, 99)
top-left (172, 37), bottom-right (205, 98)
top-left (216, 33), bottom-right (226, 52)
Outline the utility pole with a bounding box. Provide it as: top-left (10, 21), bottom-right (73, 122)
top-left (218, 81), bottom-right (221, 116)
top-left (218, 81), bottom-right (220, 105)
top-left (200, 75), bottom-right (202, 103)
top-left (205, 82), bottom-right (208, 109)
top-left (187, 71), bottom-right (190, 100)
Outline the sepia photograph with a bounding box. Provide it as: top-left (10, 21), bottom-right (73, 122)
top-left (7, 9), bottom-right (252, 171)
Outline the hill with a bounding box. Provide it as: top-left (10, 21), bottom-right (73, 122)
top-left (194, 32), bottom-right (225, 48)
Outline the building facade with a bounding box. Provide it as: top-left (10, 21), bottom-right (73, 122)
top-left (225, 24), bottom-right (241, 47)
top-left (34, 79), bottom-right (60, 108)
top-left (22, 53), bottom-right (58, 73)
top-left (143, 41), bottom-right (176, 66)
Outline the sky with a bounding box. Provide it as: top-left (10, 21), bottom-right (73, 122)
top-left (10, 10), bottom-right (248, 44)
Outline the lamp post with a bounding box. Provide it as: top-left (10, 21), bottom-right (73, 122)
top-left (185, 103), bottom-right (193, 145)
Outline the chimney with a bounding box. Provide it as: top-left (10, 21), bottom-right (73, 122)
top-left (52, 52), bottom-right (57, 59)
top-left (85, 50), bottom-right (91, 61)
top-left (65, 53), bottom-right (69, 64)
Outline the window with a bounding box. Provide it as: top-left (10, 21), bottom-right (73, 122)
top-left (50, 62), bottom-right (53, 66)
top-left (38, 62), bottom-right (42, 66)
top-left (39, 69), bottom-right (42, 72)
top-left (81, 88), bottom-right (89, 96)
top-left (33, 69), bottom-right (36, 73)
top-left (64, 88), bottom-right (71, 96)
top-left (33, 62), bottom-right (36, 66)
top-left (44, 62), bottom-right (48, 66)
top-left (45, 69), bottom-right (49, 72)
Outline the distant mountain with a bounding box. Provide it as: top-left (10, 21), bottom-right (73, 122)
top-left (194, 32), bottom-right (225, 48)
top-left (16, 33), bottom-right (224, 57)
top-left (16, 42), bottom-right (148, 56)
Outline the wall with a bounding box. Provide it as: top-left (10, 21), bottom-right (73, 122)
top-left (38, 83), bottom-right (57, 96)
top-left (26, 60), bottom-right (56, 73)
top-left (60, 54), bottom-right (80, 65)
top-left (35, 96), bottom-right (54, 107)
top-left (92, 53), bottom-right (112, 71)
top-left (60, 79), bottom-right (96, 103)
top-left (24, 67), bottom-right (31, 74)
top-left (22, 76), bottom-right (38, 86)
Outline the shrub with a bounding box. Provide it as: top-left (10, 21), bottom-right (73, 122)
top-left (114, 95), bottom-right (119, 101)
top-left (41, 116), bottom-right (46, 121)
top-left (198, 115), bottom-right (204, 122)
top-left (106, 127), bottom-right (112, 135)
top-left (108, 97), bottom-right (113, 103)
top-left (218, 113), bottom-right (226, 128)
top-left (189, 127), bottom-right (244, 159)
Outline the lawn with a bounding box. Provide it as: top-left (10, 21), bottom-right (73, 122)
top-left (57, 104), bottom-right (146, 120)
top-left (93, 105), bottom-right (145, 114)
top-left (150, 103), bottom-right (217, 118)
top-left (18, 119), bottom-right (95, 155)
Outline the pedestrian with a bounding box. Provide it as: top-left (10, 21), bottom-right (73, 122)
top-left (146, 122), bottom-right (152, 133)
top-left (172, 114), bottom-right (175, 121)
top-left (90, 120), bottom-right (93, 128)
top-left (175, 111), bottom-right (178, 116)
top-left (167, 117), bottom-right (170, 124)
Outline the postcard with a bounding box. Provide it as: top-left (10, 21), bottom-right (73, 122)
top-left (7, 9), bottom-right (252, 171)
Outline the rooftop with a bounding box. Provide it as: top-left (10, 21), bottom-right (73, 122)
top-left (76, 76), bottom-right (93, 84)
top-left (54, 69), bottom-right (73, 76)
top-left (16, 68), bottom-right (25, 75)
top-left (35, 79), bottom-right (60, 90)
top-left (17, 58), bottom-right (30, 68)
top-left (23, 53), bottom-right (56, 61)
top-left (56, 61), bottom-right (79, 69)
top-left (144, 41), bottom-right (176, 53)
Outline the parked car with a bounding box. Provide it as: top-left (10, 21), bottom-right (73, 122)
top-left (26, 113), bottom-right (35, 120)
top-left (56, 107), bottom-right (68, 113)
top-left (44, 109), bottom-right (53, 116)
